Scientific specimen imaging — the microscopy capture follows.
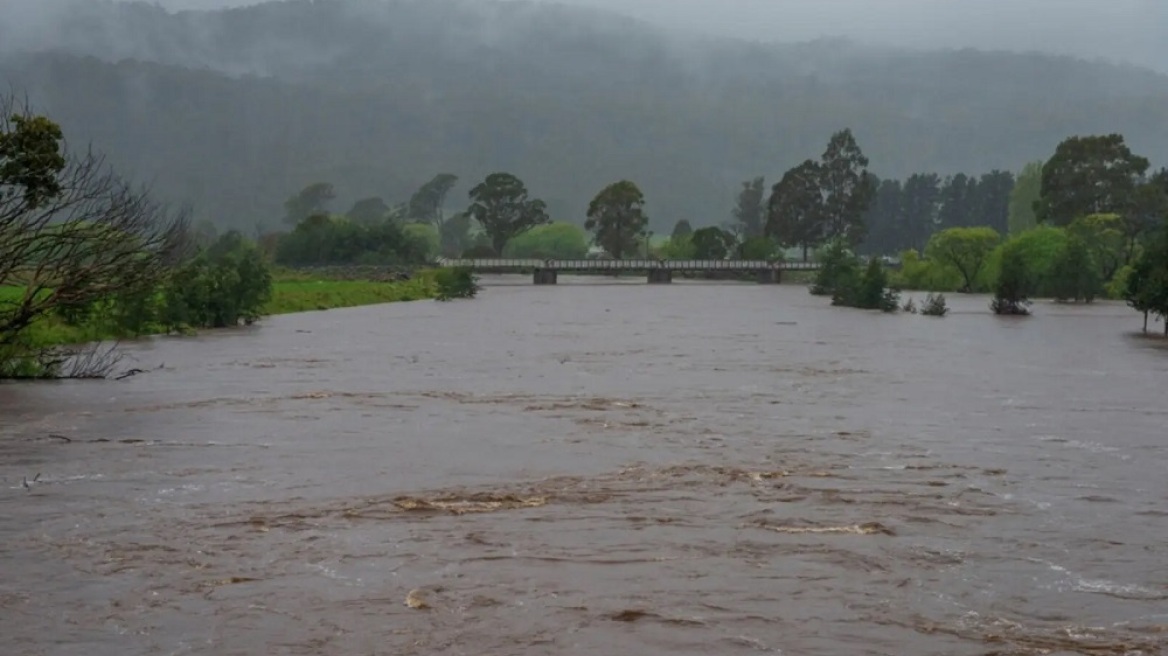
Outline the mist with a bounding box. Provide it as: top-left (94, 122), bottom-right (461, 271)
top-left (40, 0), bottom-right (1168, 73)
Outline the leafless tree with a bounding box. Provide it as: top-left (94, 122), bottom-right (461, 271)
top-left (1, 91), bottom-right (190, 377)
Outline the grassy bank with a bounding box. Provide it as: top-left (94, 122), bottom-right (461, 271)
top-left (2, 272), bottom-right (443, 351)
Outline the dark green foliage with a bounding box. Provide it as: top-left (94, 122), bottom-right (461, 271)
top-left (850, 257), bottom-right (899, 311)
top-left (1124, 226), bottom-right (1168, 333)
top-left (585, 181), bottom-right (648, 259)
top-left (818, 129), bottom-right (877, 246)
top-left (811, 240), bottom-right (860, 297)
top-left (1037, 134), bottom-right (1150, 227)
top-left (408, 174), bottom-right (459, 226)
top-left (739, 236), bottom-right (780, 261)
top-left (347, 197), bottom-right (391, 225)
top-left (991, 245), bottom-right (1033, 315)
top-left (275, 213), bottom-right (431, 266)
top-left (767, 160), bottom-right (823, 261)
top-left (1049, 236), bottom-right (1099, 303)
top-left (161, 231), bottom-right (273, 330)
top-left (690, 227), bottom-right (735, 260)
top-left (433, 267), bottom-right (480, 301)
top-left (0, 114), bottom-right (66, 208)
top-left (921, 293), bottom-right (949, 317)
top-left (468, 173), bottom-right (550, 255)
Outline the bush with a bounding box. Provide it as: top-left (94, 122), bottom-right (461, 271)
top-left (161, 231), bottom-right (273, 330)
top-left (1048, 235), bottom-right (1099, 303)
top-left (889, 249), bottom-right (963, 292)
top-left (991, 244), bottom-right (1033, 316)
top-left (812, 240), bottom-right (861, 297)
top-left (434, 267), bottom-right (480, 301)
top-left (921, 293), bottom-right (949, 317)
top-left (902, 297), bottom-right (918, 314)
top-left (502, 222), bottom-right (589, 259)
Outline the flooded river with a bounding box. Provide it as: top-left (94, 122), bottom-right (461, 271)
top-left (2, 278), bottom-right (1167, 655)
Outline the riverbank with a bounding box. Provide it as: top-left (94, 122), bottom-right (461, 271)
top-left (1, 273), bottom-right (444, 351)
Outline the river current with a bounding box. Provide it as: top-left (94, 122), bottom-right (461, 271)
top-left (2, 278), bottom-right (1166, 655)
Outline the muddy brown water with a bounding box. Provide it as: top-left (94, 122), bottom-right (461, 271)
top-left (2, 278), bottom-right (1167, 656)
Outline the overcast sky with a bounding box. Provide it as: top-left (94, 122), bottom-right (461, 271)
top-left (10, 0), bottom-right (1168, 72)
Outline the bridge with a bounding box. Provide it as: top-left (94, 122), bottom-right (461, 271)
top-left (437, 258), bottom-right (823, 284)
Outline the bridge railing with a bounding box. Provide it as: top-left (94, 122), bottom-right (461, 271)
top-left (437, 258), bottom-right (822, 271)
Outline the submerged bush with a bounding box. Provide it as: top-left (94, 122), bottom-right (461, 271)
top-left (921, 293), bottom-right (949, 317)
top-left (434, 267), bottom-right (480, 301)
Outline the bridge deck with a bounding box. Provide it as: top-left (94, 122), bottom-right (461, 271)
top-left (438, 258), bottom-right (820, 271)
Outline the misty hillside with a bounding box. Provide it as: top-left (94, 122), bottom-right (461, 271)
top-left (2, 0), bottom-right (1166, 231)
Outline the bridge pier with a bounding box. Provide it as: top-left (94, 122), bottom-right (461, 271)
top-left (533, 268), bottom-right (558, 285)
top-left (647, 269), bottom-right (673, 284)
top-left (757, 269), bottom-right (781, 284)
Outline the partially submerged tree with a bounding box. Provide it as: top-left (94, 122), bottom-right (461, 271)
top-left (924, 227), bottom-right (1001, 293)
top-left (467, 172), bottom-right (549, 255)
top-left (1124, 226), bottom-right (1168, 334)
top-left (1, 94), bottom-right (188, 377)
top-left (991, 244), bottom-right (1033, 316)
top-left (585, 180), bottom-right (648, 259)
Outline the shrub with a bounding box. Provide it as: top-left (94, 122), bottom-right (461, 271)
top-left (991, 244), bottom-right (1033, 316)
top-left (921, 293), bottom-right (949, 317)
top-left (812, 239), bottom-right (861, 297)
top-left (434, 267), bottom-right (480, 301)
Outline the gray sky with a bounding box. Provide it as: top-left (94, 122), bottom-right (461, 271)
top-left (9, 0), bottom-right (1168, 72)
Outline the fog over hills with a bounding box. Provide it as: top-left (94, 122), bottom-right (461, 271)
top-left (1, 0), bottom-right (1165, 230)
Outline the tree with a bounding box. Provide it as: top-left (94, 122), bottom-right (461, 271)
top-left (938, 173), bottom-right (976, 229)
top-left (900, 173), bottom-right (941, 252)
top-left (1036, 134), bottom-right (1150, 226)
top-left (925, 227), bottom-right (1001, 293)
top-left (767, 160), bottom-right (823, 261)
top-left (818, 129), bottom-right (876, 245)
top-left (283, 182), bottom-right (335, 225)
top-left (671, 219), bottom-right (693, 241)
top-left (161, 231), bottom-right (273, 330)
top-left (1, 95), bottom-right (188, 377)
top-left (975, 170), bottom-right (1015, 235)
top-left (409, 173), bottom-right (459, 227)
top-left (991, 243), bottom-right (1033, 316)
top-left (503, 223), bottom-right (589, 259)
top-left (1048, 235), bottom-right (1099, 303)
top-left (1068, 214), bottom-right (1126, 281)
top-left (811, 239), bottom-right (860, 297)
top-left (690, 227), bottom-right (734, 260)
top-left (585, 180), bottom-right (648, 259)
top-left (1008, 161), bottom-right (1043, 235)
top-left (440, 211), bottom-right (473, 258)
top-left (732, 176), bottom-right (766, 239)
top-left (347, 196), bottom-right (391, 225)
top-left (1124, 227), bottom-right (1168, 334)
top-left (467, 172), bottom-right (550, 255)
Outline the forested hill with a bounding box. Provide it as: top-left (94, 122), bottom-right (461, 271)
top-left (2, 0), bottom-right (1166, 231)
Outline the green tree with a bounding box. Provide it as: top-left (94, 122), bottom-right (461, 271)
top-left (1048, 235), bottom-right (1099, 303)
top-left (467, 172), bottom-right (550, 255)
top-left (811, 239), bottom-right (861, 297)
top-left (690, 226), bottom-right (735, 260)
top-left (162, 231), bottom-right (272, 331)
top-left (849, 257), bottom-right (898, 311)
top-left (409, 173), bottom-right (459, 227)
top-left (739, 236), bottom-right (780, 261)
top-left (991, 243), bottom-right (1033, 315)
top-left (671, 219), bottom-right (694, 241)
top-left (1124, 227), bottom-right (1168, 334)
top-left (347, 197), bottom-right (391, 225)
top-left (503, 222), bottom-right (589, 259)
top-left (767, 160), bottom-right (823, 261)
top-left (818, 128), bottom-right (877, 245)
top-left (1068, 213), bottom-right (1126, 281)
top-left (1, 98), bottom-right (187, 377)
top-left (1008, 161), bottom-right (1043, 235)
top-left (585, 180), bottom-right (648, 259)
top-left (283, 182), bottom-right (335, 225)
top-left (925, 227), bottom-right (1001, 293)
top-left (1036, 134), bottom-right (1150, 226)
top-left (733, 176), bottom-right (766, 239)
top-left (0, 114), bottom-right (66, 207)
